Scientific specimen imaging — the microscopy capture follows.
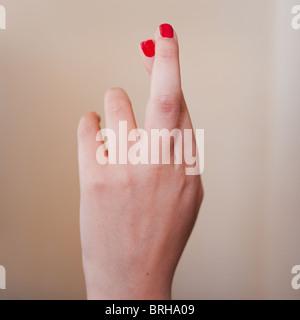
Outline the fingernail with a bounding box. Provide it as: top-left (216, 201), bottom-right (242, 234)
top-left (140, 39), bottom-right (155, 58)
top-left (159, 23), bottom-right (174, 38)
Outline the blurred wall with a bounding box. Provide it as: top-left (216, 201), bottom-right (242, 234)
top-left (0, 0), bottom-right (299, 299)
top-left (264, 0), bottom-right (300, 299)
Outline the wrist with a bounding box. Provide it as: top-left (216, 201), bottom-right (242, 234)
top-left (83, 264), bottom-right (172, 300)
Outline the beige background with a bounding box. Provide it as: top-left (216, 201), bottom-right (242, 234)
top-left (0, 0), bottom-right (299, 299)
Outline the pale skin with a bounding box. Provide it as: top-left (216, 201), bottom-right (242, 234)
top-left (77, 24), bottom-right (204, 300)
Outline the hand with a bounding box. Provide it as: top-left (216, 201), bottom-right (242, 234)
top-left (77, 24), bottom-right (203, 300)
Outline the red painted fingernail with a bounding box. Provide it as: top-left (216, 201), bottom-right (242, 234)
top-left (159, 23), bottom-right (174, 38)
top-left (140, 39), bottom-right (155, 58)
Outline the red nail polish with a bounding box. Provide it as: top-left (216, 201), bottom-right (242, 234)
top-left (159, 23), bottom-right (174, 38)
top-left (140, 39), bottom-right (155, 58)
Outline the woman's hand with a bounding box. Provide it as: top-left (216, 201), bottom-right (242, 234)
top-left (77, 24), bottom-right (203, 300)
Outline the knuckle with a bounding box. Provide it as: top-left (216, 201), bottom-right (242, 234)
top-left (85, 179), bottom-right (106, 195)
top-left (154, 95), bottom-right (180, 114)
top-left (158, 42), bottom-right (179, 60)
top-left (80, 171), bottom-right (107, 194)
top-left (117, 171), bottom-right (132, 188)
top-left (91, 178), bottom-right (106, 190)
top-left (105, 87), bottom-right (129, 115)
top-left (108, 99), bottom-right (128, 115)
